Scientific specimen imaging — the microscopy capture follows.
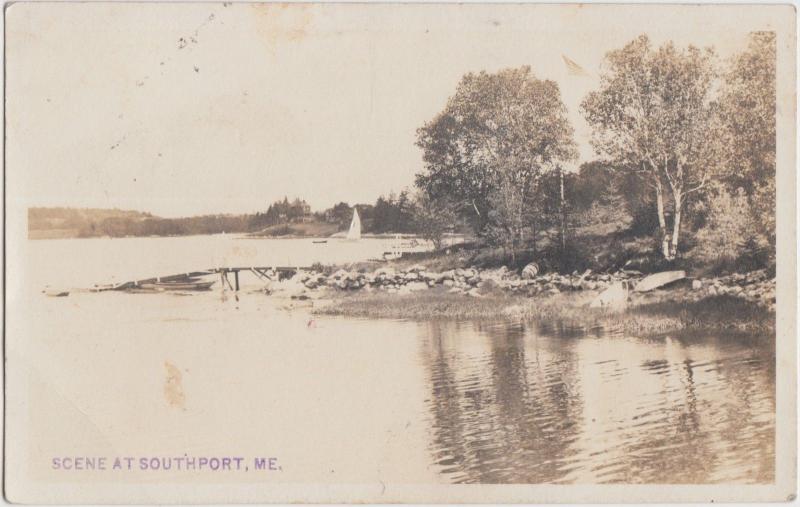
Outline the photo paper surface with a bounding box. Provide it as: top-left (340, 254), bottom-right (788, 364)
top-left (4, 2), bottom-right (796, 503)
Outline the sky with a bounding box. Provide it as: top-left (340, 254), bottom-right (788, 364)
top-left (6, 2), bottom-right (780, 217)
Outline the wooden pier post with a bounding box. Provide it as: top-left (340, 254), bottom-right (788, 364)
top-left (234, 270), bottom-right (240, 291)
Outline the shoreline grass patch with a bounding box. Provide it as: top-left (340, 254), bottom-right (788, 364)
top-left (313, 290), bottom-right (775, 338)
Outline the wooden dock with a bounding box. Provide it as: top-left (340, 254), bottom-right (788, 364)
top-left (95, 266), bottom-right (307, 292)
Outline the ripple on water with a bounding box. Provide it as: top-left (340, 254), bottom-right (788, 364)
top-left (418, 320), bottom-right (775, 484)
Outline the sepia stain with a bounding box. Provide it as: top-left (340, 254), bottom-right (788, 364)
top-left (164, 361), bottom-right (186, 409)
top-left (251, 3), bottom-right (314, 51)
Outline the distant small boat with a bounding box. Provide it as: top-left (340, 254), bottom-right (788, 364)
top-left (346, 208), bottom-right (361, 241)
top-left (312, 240), bottom-right (328, 244)
top-left (634, 270), bottom-right (686, 292)
top-left (138, 280), bottom-right (215, 291)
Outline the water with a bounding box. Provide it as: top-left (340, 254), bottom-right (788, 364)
top-left (7, 235), bottom-right (775, 486)
top-left (418, 321), bottom-right (774, 484)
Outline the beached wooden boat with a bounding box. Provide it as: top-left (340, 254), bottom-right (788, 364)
top-left (633, 270), bottom-right (686, 292)
top-left (312, 240), bottom-right (328, 244)
top-left (138, 280), bottom-right (215, 291)
top-left (44, 289), bottom-right (70, 297)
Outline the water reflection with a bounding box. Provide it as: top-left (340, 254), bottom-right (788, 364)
top-left (418, 320), bottom-right (775, 484)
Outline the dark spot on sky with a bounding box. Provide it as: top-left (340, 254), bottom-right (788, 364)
top-left (110, 135), bottom-right (126, 150)
top-left (194, 66), bottom-right (200, 73)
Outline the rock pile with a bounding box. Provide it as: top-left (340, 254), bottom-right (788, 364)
top-left (690, 269), bottom-right (775, 307)
top-left (282, 265), bottom-right (776, 309)
top-left (291, 264), bottom-right (643, 298)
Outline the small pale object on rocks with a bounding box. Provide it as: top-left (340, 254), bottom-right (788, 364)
top-left (522, 262), bottom-right (539, 280)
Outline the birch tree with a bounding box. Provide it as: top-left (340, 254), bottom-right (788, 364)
top-left (581, 35), bottom-right (718, 260)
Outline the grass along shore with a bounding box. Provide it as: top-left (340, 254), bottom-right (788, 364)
top-left (312, 289), bottom-right (775, 337)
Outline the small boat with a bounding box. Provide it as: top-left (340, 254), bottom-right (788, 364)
top-left (634, 270), bottom-right (686, 292)
top-left (138, 280), bottom-right (215, 291)
top-left (346, 208), bottom-right (361, 241)
top-left (312, 240), bottom-right (328, 244)
top-left (43, 289), bottom-right (70, 297)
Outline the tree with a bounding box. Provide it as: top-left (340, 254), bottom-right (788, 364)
top-left (691, 183), bottom-right (769, 270)
top-left (413, 194), bottom-right (457, 250)
top-left (717, 31), bottom-right (776, 248)
top-left (581, 35), bottom-right (718, 260)
top-left (416, 66), bottom-right (577, 236)
top-left (326, 202), bottom-right (352, 230)
top-left (484, 169), bottom-right (534, 263)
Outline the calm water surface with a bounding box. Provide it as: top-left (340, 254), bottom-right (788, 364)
top-left (11, 236), bottom-right (775, 484)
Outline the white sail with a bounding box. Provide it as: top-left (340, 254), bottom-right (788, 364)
top-left (346, 208), bottom-right (361, 241)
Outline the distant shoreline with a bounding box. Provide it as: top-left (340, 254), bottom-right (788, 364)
top-left (27, 230), bottom-right (427, 241)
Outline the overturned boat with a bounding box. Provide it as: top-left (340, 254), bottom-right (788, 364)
top-left (634, 270), bottom-right (686, 292)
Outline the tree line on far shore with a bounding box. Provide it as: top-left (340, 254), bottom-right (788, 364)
top-left (27, 191), bottom-right (422, 239)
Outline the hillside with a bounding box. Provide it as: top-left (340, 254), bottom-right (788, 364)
top-left (28, 207), bottom-right (153, 239)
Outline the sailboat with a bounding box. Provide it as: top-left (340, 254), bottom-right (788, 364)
top-left (346, 208), bottom-right (361, 241)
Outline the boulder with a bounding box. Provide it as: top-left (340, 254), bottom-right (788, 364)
top-left (521, 262), bottom-right (540, 280)
top-left (440, 270), bottom-right (455, 281)
top-left (406, 281), bottom-right (429, 292)
top-left (691, 279), bottom-right (703, 291)
top-left (374, 267), bottom-right (396, 279)
top-left (331, 269), bottom-right (350, 280)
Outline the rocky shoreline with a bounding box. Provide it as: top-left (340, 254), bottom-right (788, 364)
top-left (273, 264), bottom-right (775, 311)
